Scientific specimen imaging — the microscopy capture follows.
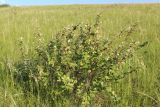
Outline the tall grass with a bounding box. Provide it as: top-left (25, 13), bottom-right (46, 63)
top-left (0, 4), bottom-right (160, 106)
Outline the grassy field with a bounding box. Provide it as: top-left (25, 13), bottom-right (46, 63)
top-left (0, 4), bottom-right (160, 107)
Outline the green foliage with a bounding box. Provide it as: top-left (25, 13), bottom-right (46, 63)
top-left (0, 4), bottom-right (10, 7)
top-left (13, 15), bottom-right (141, 106)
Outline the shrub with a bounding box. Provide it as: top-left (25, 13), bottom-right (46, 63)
top-left (0, 4), bottom-right (10, 7)
top-left (13, 15), bottom-right (141, 106)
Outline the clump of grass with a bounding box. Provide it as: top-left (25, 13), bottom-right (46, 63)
top-left (12, 15), bottom-right (142, 106)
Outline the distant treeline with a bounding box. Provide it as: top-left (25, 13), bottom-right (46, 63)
top-left (0, 4), bottom-right (10, 7)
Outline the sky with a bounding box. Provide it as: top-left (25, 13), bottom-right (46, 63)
top-left (0, 0), bottom-right (160, 6)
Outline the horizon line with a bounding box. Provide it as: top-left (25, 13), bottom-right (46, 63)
top-left (2, 2), bottom-right (159, 6)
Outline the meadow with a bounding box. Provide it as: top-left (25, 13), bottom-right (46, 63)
top-left (0, 4), bottom-right (160, 107)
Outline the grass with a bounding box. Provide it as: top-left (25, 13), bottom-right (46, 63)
top-left (0, 4), bottom-right (160, 106)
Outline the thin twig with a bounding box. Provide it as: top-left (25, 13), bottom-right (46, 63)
top-left (136, 91), bottom-right (159, 104)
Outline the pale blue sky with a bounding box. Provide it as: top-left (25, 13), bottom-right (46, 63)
top-left (1, 0), bottom-right (160, 6)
